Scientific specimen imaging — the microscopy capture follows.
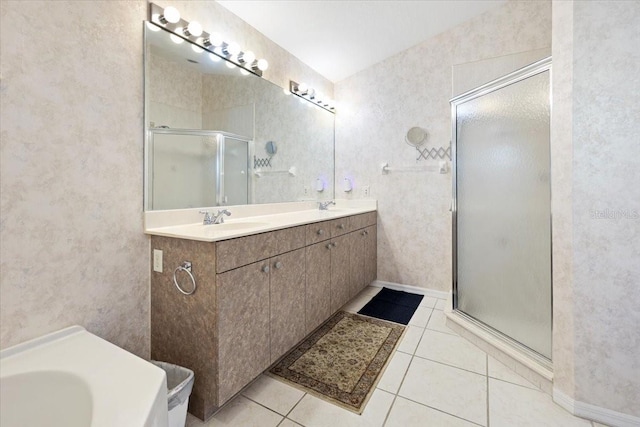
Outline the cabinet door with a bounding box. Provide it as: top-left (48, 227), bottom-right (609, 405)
top-left (270, 248), bottom-right (306, 363)
top-left (306, 241), bottom-right (331, 334)
top-left (364, 225), bottom-right (377, 288)
top-left (217, 261), bottom-right (270, 405)
top-left (330, 234), bottom-right (351, 313)
top-left (349, 231), bottom-right (365, 299)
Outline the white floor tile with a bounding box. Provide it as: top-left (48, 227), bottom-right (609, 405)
top-left (426, 309), bottom-right (456, 335)
top-left (204, 395), bottom-right (283, 427)
top-left (397, 325), bottom-right (425, 355)
top-left (242, 375), bottom-right (305, 416)
top-left (419, 296), bottom-right (438, 308)
top-left (435, 299), bottom-right (448, 311)
top-left (487, 356), bottom-right (538, 390)
top-left (489, 379), bottom-right (591, 427)
top-left (376, 351), bottom-right (412, 394)
top-left (408, 305), bottom-right (433, 328)
top-left (278, 419), bottom-right (303, 427)
top-left (288, 388), bottom-right (394, 427)
top-left (415, 329), bottom-right (487, 375)
top-left (399, 357), bottom-right (487, 426)
top-left (385, 396), bottom-right (478, 427)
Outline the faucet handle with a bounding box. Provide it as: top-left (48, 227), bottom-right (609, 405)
top-left (199, 210), bottom-right (213, 224)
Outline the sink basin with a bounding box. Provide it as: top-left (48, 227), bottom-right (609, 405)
top-left (0, 326), bottom-right (168, 427)
top-left (204, 221), bottom-right (269, 231)
top-left (319, 208), bottom-right (352, 214)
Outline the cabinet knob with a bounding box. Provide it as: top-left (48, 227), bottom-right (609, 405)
top-left (332, 242), bottom-right (337, 248)
top-left (326, 243), bottom-right (332, 249)
top-left (262, 265), bottom-right (270, 273)
top-left (364, 230), bottom-right (369, 235)
top-left (361, 231), bottom-right (366, 236)
top-left (274, 261), bottom-right (283, 269)
top-left (317, 229), bottom-right (324, 235)
top-left (338, 224), bottom-right (345, 230)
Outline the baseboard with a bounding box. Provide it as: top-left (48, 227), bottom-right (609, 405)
top-left (371, 280), bottom-right (449, 300)
top-left (553, 388), bottom-right (640, 427)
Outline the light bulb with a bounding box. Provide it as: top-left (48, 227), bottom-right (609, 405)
top-left (209, 53), bottom-right (221, 62)
top-left (225, 61), bottom-right (237, 69)
top-left (186, 21), bottom-right (203, 37)
top-left (298, 83), bottom-right (308, 94)
top-left (191, 44), bottom-right (203, 53)
top-left (257, 59), bottom-right (269, 71)
top-left (240, 50), bottom-right (255, 65)
top-left (224, 42), bottom-right (241, 56)
top-left (208, 32), bottom-right (224, 47)
top-left (307, 88), bottom-right (316, 98)
top-left (163, 6), bottom-right (180, 24)
top-left (240, 69), bottom-right (250, 76)
top-left (170, 34), bottom-right (184, 44)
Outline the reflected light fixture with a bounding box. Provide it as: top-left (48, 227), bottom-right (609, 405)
top-left (289, 80), bottom-right (335, 114)
top-left (149, 3), bottom-right (270, 78)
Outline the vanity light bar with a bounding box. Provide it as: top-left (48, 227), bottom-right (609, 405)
top-left (149, 3), bottom-right (269, 77)
top-left (289, 81), bottom-right (336, 114)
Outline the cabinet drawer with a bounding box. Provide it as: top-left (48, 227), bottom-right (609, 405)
top-left (329, 218), bottom-right (350, 237)
top-left (216, 232), bottom-right (277, 273)
top-left (274, 225), bottom-right (306, 253)
top-left (306, 221), bottom-right (331, 244)
top-left (349, 212), bottom-right (377, 230)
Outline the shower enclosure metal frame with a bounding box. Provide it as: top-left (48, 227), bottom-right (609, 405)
top-left (146, 128), bottom-right (254, 210)
top-left (450, 57), bottom-right (553, 365)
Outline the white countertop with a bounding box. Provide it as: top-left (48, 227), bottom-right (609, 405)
top-left (144, 199), bottom-right (377, 242)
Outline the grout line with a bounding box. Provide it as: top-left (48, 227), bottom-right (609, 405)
top-left (284, 392), bottom-right (307, 419)
top-left (381, 394), bottom-right (398, 427)
top-left (486, 355), bottom-right (490, 427)
top-left (396, 395), bottom-right (487, 427)
top-left (488, 375), bottom-right (541, 391)
top-left (240, 394), bottom-right (290, 420)
top-left (411, 353), bottom-right (487, 377)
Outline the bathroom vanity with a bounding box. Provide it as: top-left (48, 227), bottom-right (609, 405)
top-left (146, 204), bottom-right (377, 420)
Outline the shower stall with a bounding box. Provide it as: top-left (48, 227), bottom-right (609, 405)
top-left (450, 58), bottom-right (552, 362)
top-left (146, 128), bottom-right (252, 210)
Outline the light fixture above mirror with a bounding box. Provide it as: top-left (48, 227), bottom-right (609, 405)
top-left (290, 80), bottom-right (336, 113)
top-left (149, 3), bottom-right (269, 77)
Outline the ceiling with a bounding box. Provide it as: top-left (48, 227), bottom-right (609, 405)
top-left (217, 0), bottom-right (506, 83)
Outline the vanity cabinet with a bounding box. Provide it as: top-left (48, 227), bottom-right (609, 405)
top-left (150, 211), bottom-right (376, 421)
top-left (216, 261), bottom-right (270, 405)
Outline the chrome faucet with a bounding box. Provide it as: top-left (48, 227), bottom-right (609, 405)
top-left (318, 201), bottom-right (336, 211)
top-left (200, 209), bottom-right (231, 225)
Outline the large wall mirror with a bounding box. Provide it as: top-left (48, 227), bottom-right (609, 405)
top-left (144, 24), bottom-right (335, 211)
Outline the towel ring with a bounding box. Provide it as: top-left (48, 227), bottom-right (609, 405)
top-left (173, 261), bottom-right (196, 295)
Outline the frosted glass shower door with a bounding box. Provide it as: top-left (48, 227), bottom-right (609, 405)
top-left (452, 60), bottom-right (551, 359)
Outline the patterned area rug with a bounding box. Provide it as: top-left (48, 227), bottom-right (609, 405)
top-left (269, 311), bottom-right (405, 414)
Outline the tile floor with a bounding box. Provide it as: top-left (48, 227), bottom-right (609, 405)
top-left (186, 286), bottom-right (600, 427)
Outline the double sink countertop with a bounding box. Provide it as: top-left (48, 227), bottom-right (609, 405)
top-left (144, 199), bottom-right (377, 242)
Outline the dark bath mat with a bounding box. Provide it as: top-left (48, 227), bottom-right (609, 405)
top-left (358, 287), bottom-right (424, 325)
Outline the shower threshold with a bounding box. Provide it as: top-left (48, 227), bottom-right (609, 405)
top-left (446, 309), bottom-right (553, 394)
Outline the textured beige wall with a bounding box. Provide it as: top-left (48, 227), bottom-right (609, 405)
top-left (334, 0), bottom-right (551, 291)
top-left (550, 0), bottom-right (576, 404)
top-left (552, 0), bottom-right (640, 418)
top-left (0, 0), bottom-right (149, 356)
top-left (0, 0), bottom-right (332, 357)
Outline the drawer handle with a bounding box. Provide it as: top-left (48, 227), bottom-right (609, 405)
top-left (262, 265), bottom-right (270, 273)
top-left (274, 261), bottom-right (283, 269)
top-left (338, 224), bottom-right (345, 229)
top-left (317, 229), bottom-right (324, 235)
